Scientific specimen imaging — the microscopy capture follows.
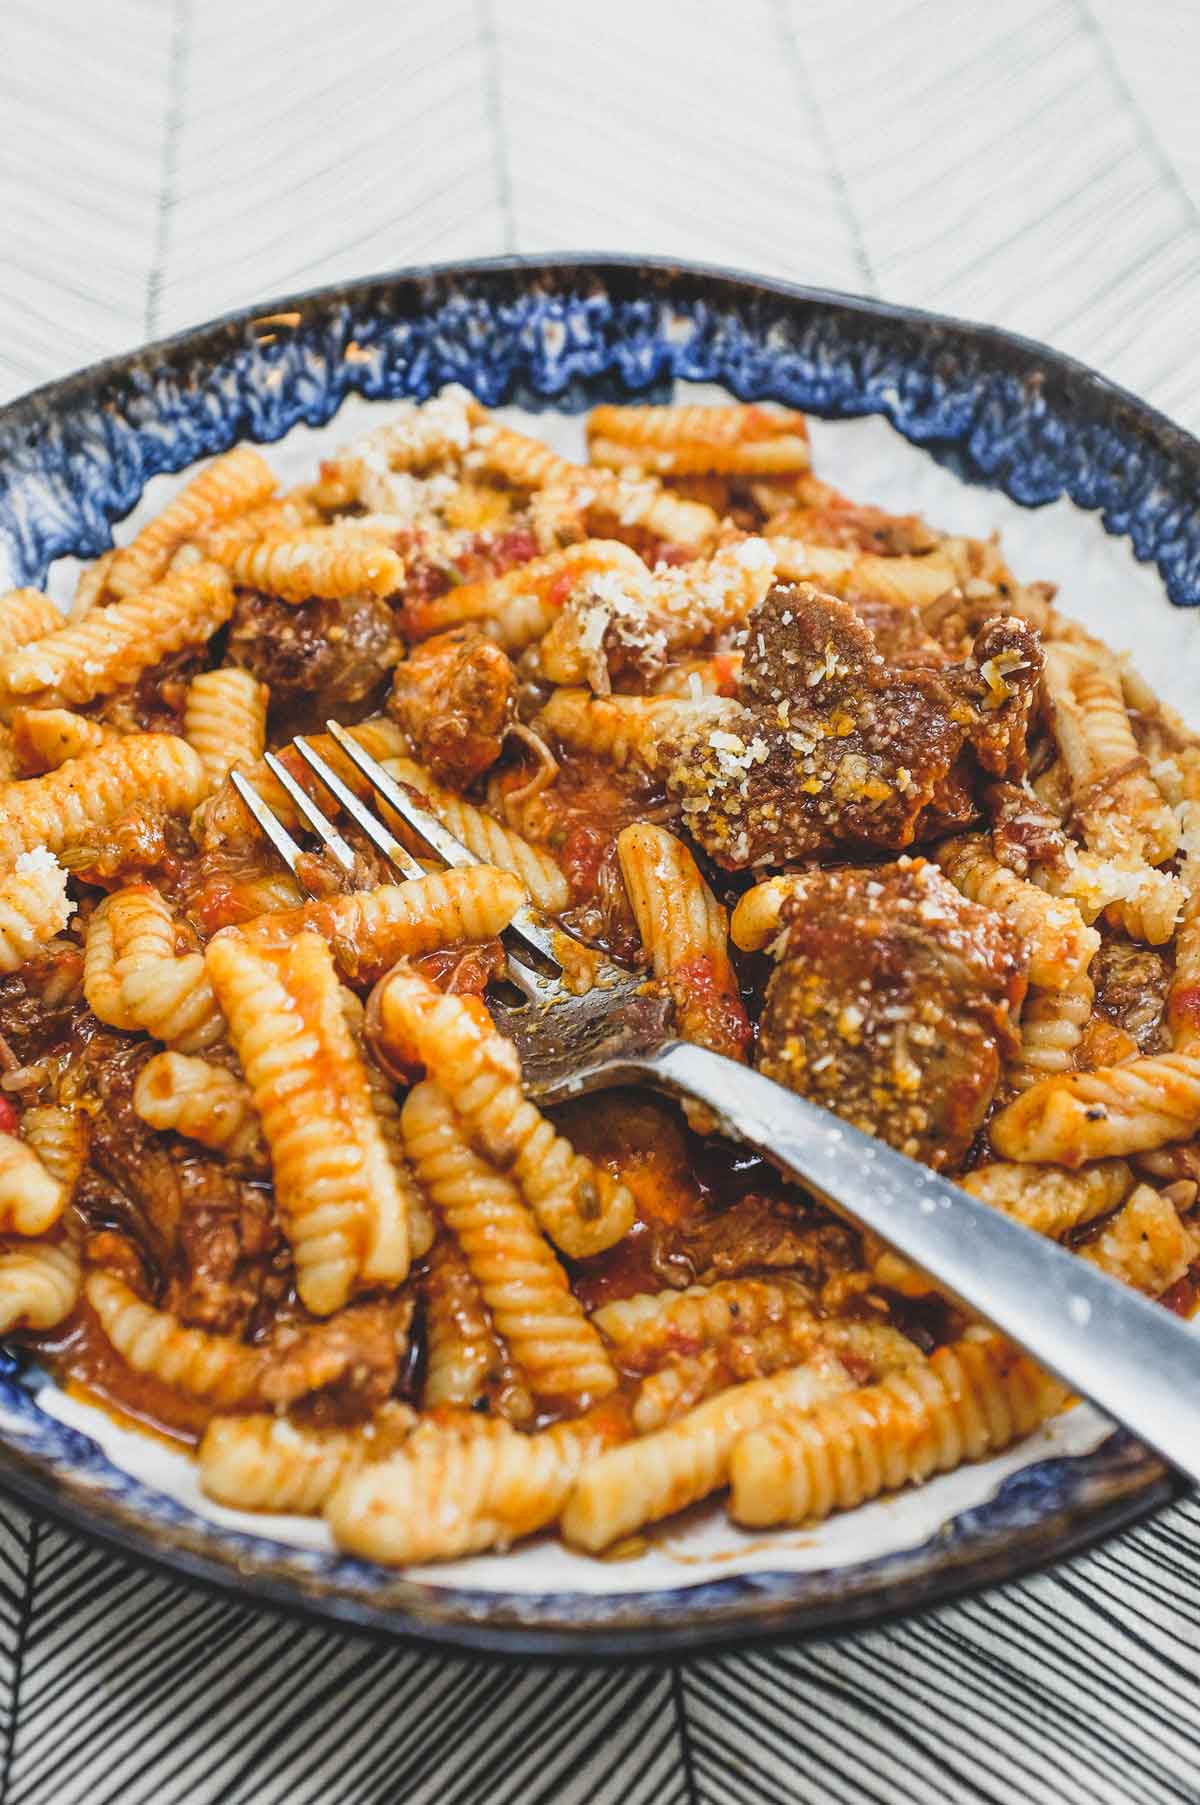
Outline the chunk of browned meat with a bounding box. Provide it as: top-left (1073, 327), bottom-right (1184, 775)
top-left (387, 628), bottom-right (514, 788)
top-left (756, 860), bottom-right (1025, 1170)
top-left (1091, 939), bottom-right (1169, 1054)
top-left (227, 590), bottom-right (402, 720)
top-left (985, 780), bottom-right (1069, 878)
top-left (663, 584), bottom-right (1042, 868)
top-left (275, 1299), bottom-right (411, 1425)
top-left (843, 594), bottom-right (951, 669)
top-left (650, 1192), bottom-right (860, 1291)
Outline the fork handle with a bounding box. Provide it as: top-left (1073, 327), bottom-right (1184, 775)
top-left (640, 1040), bottom-right (1200, 1488)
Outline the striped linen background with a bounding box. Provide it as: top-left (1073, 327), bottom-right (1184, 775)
top-left (2, 3), bottom-right (1199, 1800)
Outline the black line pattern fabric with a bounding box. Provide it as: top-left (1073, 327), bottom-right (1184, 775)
top-left (2, 3), bottom-right (1200, 1799)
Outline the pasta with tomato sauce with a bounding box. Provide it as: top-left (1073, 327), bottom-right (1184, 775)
top-left (0, 390), bottom-right (1196, 1562)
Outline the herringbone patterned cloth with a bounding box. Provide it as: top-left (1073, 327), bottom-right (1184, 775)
top-left (1, 3), bottom-right (1199, 1800)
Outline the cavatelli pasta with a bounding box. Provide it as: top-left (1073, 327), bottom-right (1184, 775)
top-left (382, 758), bottom-right (569, 912)
top-left (400, 540), bottom-right (645, 648)
top-left (560, 1357), bottom-right (855, 1551)
top-left (105, 446), bottom-right (276, 597)
top-left (1005, 968), bottom-right (1094, 1094)
top-left (20, 1107), bottom-right (88, 1196)
top-left (133, 1052), bottom-right (265, 1163)
top-left (728, 1335), bottom-right (1067, 1528)
top-left (1078, 1183), bottom-right (1199, 1296)
top-left (536, 688), bottom-right (729, 773)
top-left (242, 868), bottom-right (525, 985)
top-left (402, 1080), bottom-right (616, 1406)
top-left (380, 964), bottom-right (634, 1258)
top-left (192, 715), bottom-right (408, 847)
top-left (87, 884), bottom-right (225, 1052)
top-left (198, 1403), bottom-right (415, 1514)
top-left (11, 708), bottom-right (118, 773)
top-left (422, 1235), bottom-right (533, 1421)
top-left (0, 733), bottom-right (209, 868)
top-left (0, 1241), bottom-right (79, 1332)
top-left (0, 589), bottom-right (64, 653)
top-left (769, 538), bottom-right (959, 609)
top-left (0, 564), bottom-right (234, 709)
top-left (183, 668), bottom-right (268, 788)
top-left (936, 835), bottom-right (1097, 989)
top-left (992, 1050), bottom-right (1200, 1165)
top-left (616, 822), bottom-right (749, 1063)
top-left (0, 1133), bottom-right (64, 1235)
top-left (0, 848), bottom-right (73, 972)
top-left (587, 401), bottom-right (811, 477)
top-left (206, 931), bottom-right (411, 1312)
top-left (325, 1406), bottom-right (625, 1565)
top-left (219, 527), bottom-right (405, 602)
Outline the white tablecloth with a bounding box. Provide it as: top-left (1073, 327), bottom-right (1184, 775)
top-left (2, 4), bottom-right (1199, 1800)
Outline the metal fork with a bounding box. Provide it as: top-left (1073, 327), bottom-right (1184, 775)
top-left (233, 722), bottom-right (1200, 1489)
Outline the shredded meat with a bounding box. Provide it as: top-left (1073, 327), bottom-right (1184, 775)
top-left (227, 590), bottom-right (403, 724)
top-left (387, 628), bottom-right (515, 789)
top-left (756, 860), bottom-right (1025, 1170)
top-left (664, 584), bottom-right (1043, 869)
top-left (650, 1192), bottom-right (860, 1291)
top-left (842, 594), bottom-right (952, 669)
top-left (1091, 939), bottom-right (1170, 1054)
top-left (68, 1038), bottom-right (285, 1334)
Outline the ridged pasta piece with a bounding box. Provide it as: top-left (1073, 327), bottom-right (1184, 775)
top-left (632, 1319), bottom-right (920, 1434)
top-left (105, 446), bottom-right (276, 597)
top-left (340, 990), bottom-right (435, 1260)
top-left (381, 964), bottom-right (634, 1258)
top-left (20, 1106), bottom-right (87, 1202)
top-left (327, 389), bottom-right (479, 497)
top-left (0, 849), bottom-right (73, 972)
top-left (0, 1133), bottom-right (65, 1235)
top-left (468, 422), bottom-right (719, 554)
top-left (867, 1157), bottom-right (1137, 1296)
top-left (0, 734), bottom-right (209, 875)
top-left (0, 1240), bottom-right (80, 1331)
top-left (206, 931), bottom-right (410, 1311)
top-left (729, 874), bottom-right (809, 952)
top-left (1078, 1183), bottom-right (1199, 1296)
top-left (86, 1272), bottom-right (396, 1407)
top-left (192, 716), bottom-right (408, 847)
top-left (0, 564), bottom-right (234, 709)
top-left (133, 1052), bottom-right (265, 1163)
top-left (962, 1159), bottom-right (1136, 1237)
top-left (728, 1335), bottom-right (1067, 1528)
top-left (193, 494), bottom-right (322, 559)
top-left (992, 1050), bottom-right (1200, 1165)
top-left (198, 1403), bottom-right (416, 1514)
top-left (325, 1407), bottom-right (625, 1565)
top-left (422, 1235), bottom-right (532, 1421)
top-left (1047, 851), bottom-right (1184, 947)
top-left (381, 758), bottom-right (569, 912)
top-left (536, 539), bottom-right (775, 689)
top-left (1005, 968), bottom-right (1094, 1094)
top-left (242, 868), bottom-right (525, 985)
top-left (1043, 643), bottom-right (1178, 866)
top-left (402, 1081), bottom-right (616, 1405)
top-left (936, 836), bottom-right (1097, 990)
top-left (220, 527), bottom-right (405, 602)
top-left (587, 402), bottom-right (811, 477)
top-left (769, 538), bottom-right (959, 609)
top-left (401, 540), bottom-right (645, 648)
top-left (69, 550), bottom-right (116, 619)
top-left (11, 708), bottom-right (117, 773)
top-left (0, 589), bottom-right (63, 653)
top-left (537, 688), bottom-right (729, 773)
top-left (183, 668), bottom-right (268, 788)
top-left (560, 1356), bottom-right (856, 1551)
top-left (592, 1278), bottom-right (810, 1362)
top-left (85, 884), bottom-right (225, 1052)
top-left (616, 823), bottom-right (749, 1063)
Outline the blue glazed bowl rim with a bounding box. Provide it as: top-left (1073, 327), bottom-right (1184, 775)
top-left (0, 252), bottom-right (1189, 1657)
